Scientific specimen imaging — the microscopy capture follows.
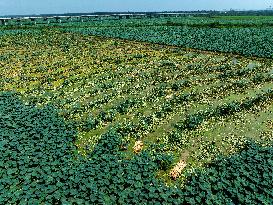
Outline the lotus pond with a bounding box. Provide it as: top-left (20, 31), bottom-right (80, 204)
top-left (0, 21), bottom-right (272, 204)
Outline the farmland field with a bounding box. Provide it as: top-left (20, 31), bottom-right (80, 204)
top-left (0, 15), bottom-right (273, 204)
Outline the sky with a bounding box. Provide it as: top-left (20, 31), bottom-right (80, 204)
top-left (0, 0), bottom-right (272, 16)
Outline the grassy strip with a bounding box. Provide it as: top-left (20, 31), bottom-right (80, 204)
top-left (175, 89), bottom-right (273, 130)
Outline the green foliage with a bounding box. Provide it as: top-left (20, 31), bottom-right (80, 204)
top-left (166, 130), bottom-right (191, 149)
top-left (175, 89), bottom-right (273, 130)
top-left (97, 109), bottom-right (116, 123)
top-left (153, 83), bottom-right (168, 97)
top-left (115, 98), bottom-right (138, 114)
top-left (233, 79), bottom-right (249, 89)
top-left (0, 30), bottom-right (40, 36)
top-left (1, 19), bottom-right (273, 204)
top-left (3, 16), bottom-right (273, 58)
top-left (64, 24), bottom-right (273, 58)
top-left (0, 92), bottom-right (272, 204)
top-left (80, 115), bottom-right (99, 132)
top-left (171, 79), bottom-right (191, 91)
top-left (183, 142), bottom-right (273, 204)
top-left (0, 92), bottom-right (184, 204)
top-left (0, 92), bottom-right (77, 204)
top-left (252, 72), bottom-right (273, 84)
top-left (148, 144), bottom-right (175, 171)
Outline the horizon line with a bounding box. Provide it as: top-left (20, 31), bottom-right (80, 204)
top-left (1, 9), bottom-right (272, 17)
